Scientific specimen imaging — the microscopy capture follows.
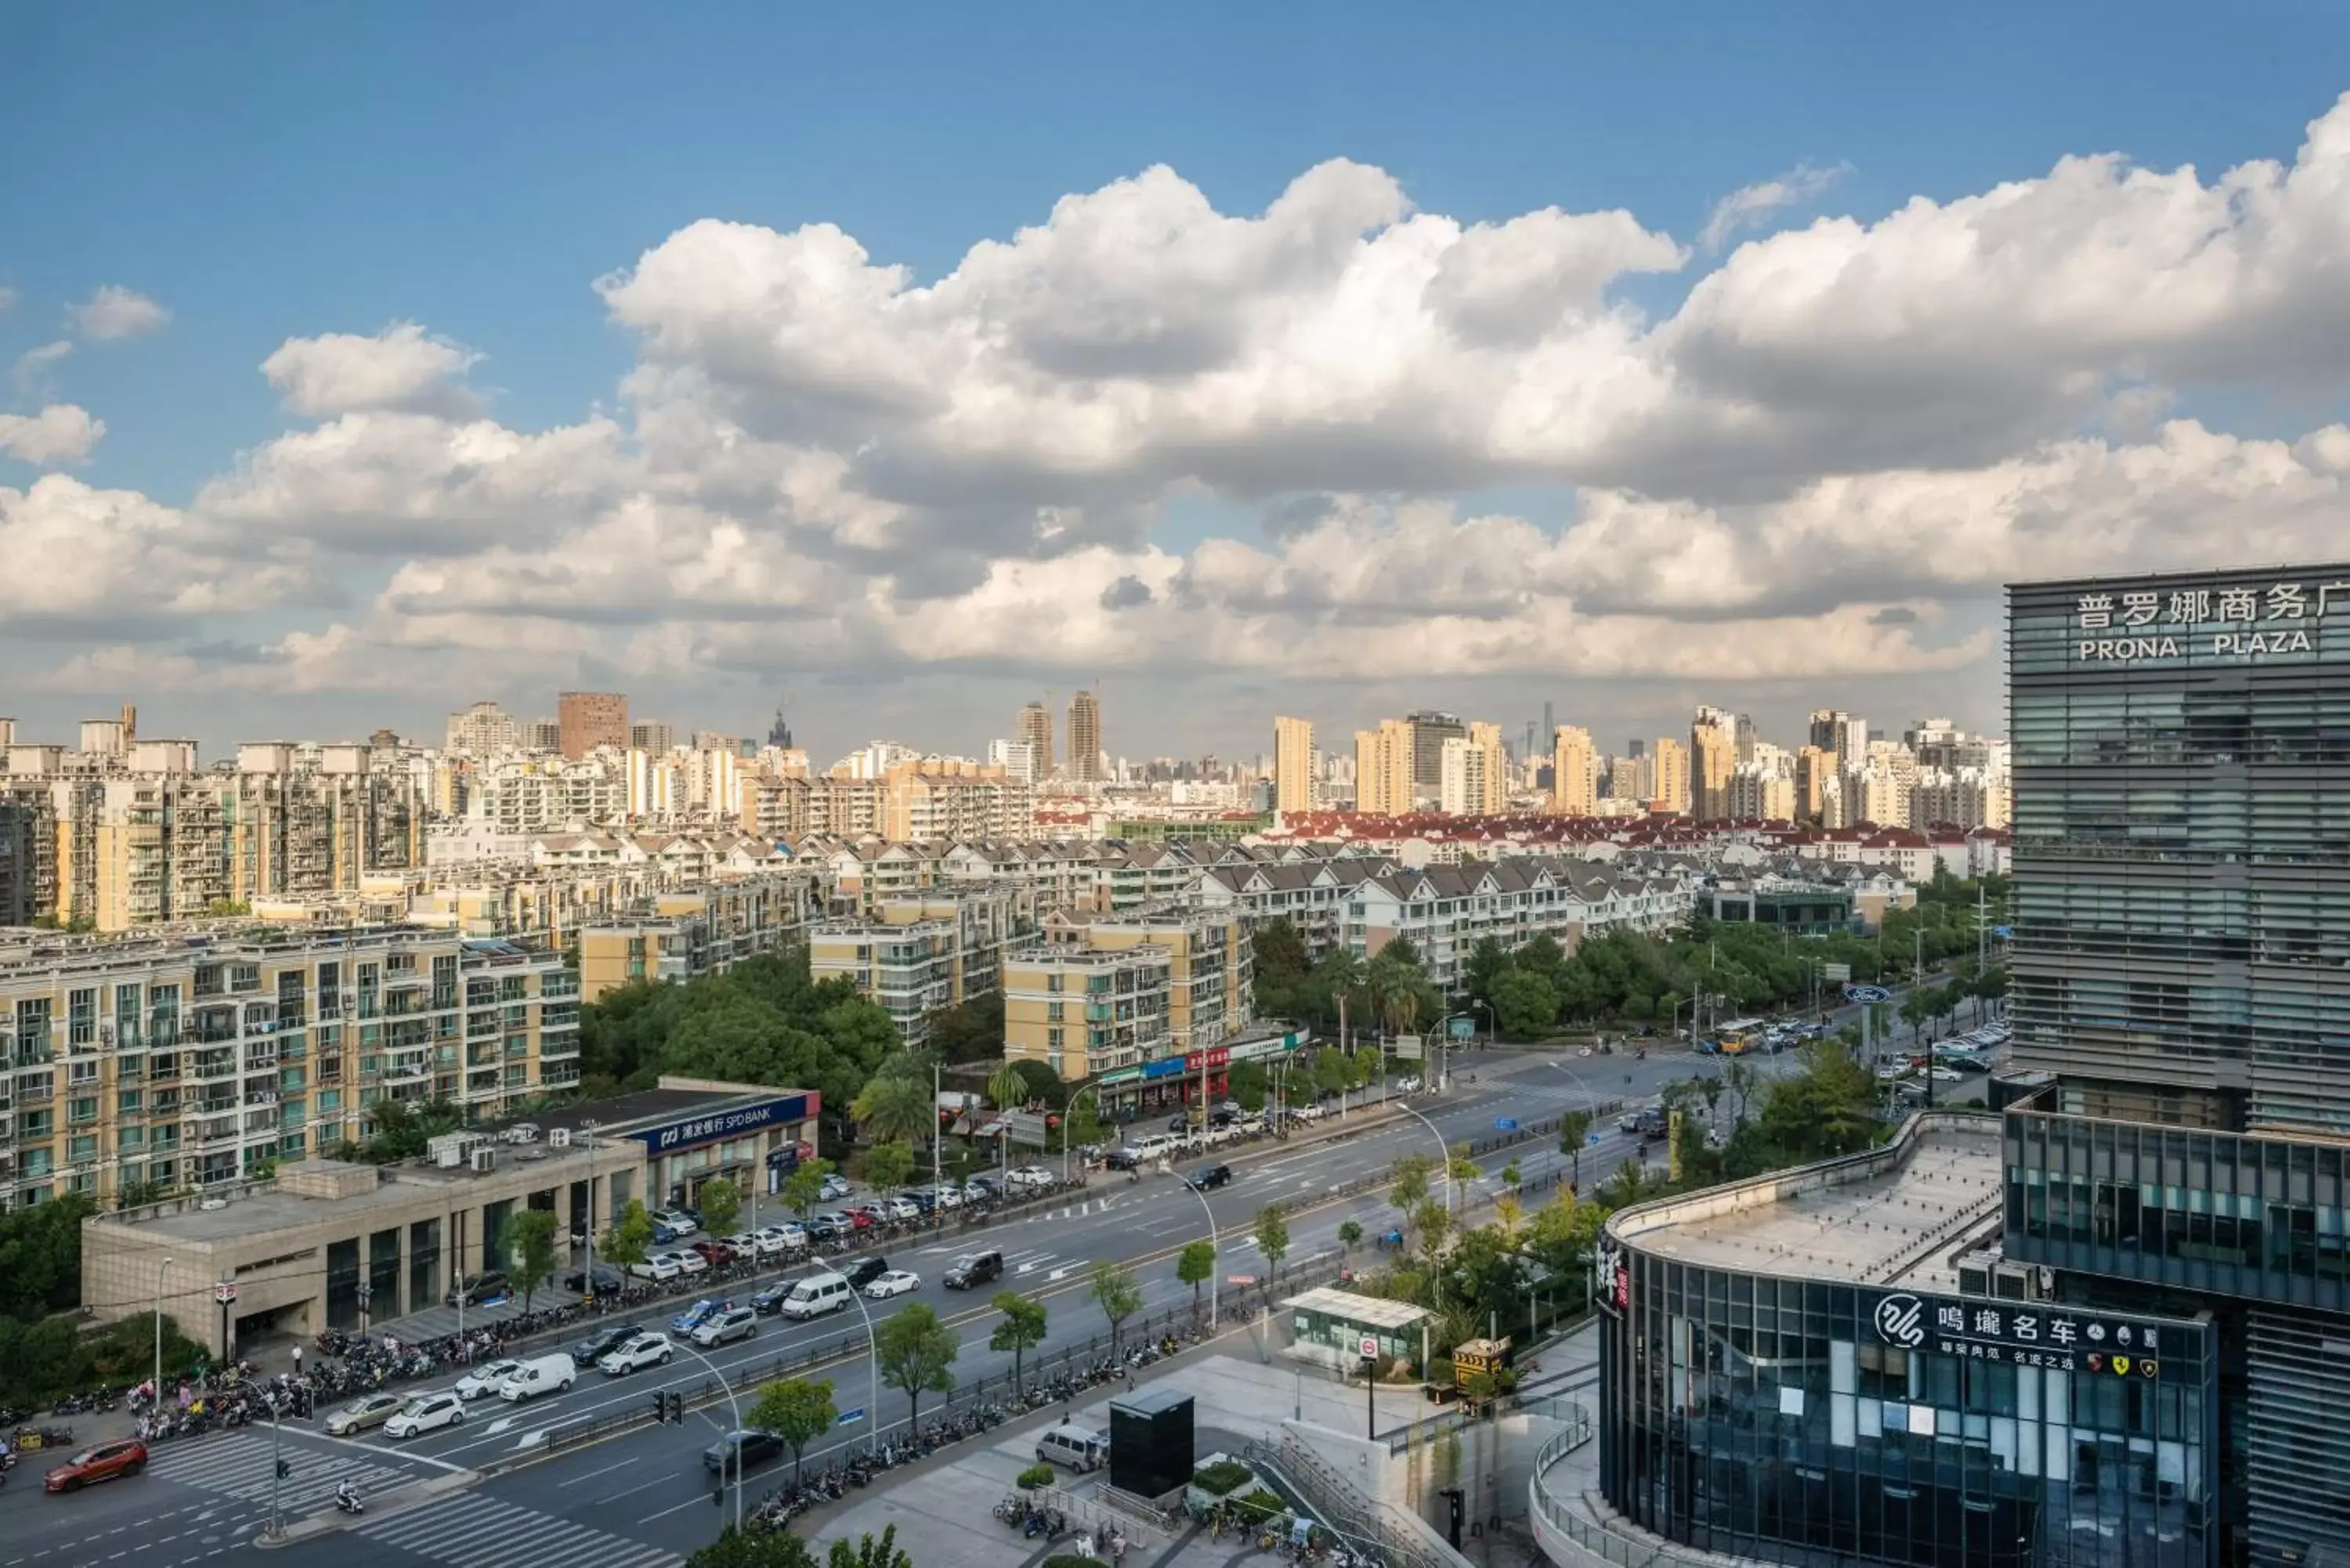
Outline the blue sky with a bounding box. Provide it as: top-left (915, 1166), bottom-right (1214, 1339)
top-left (5, 3), bottom-right (2350, 760)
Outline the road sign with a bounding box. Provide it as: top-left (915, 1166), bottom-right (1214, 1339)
top-left (1495, 1118), bottom-right (1517, 1132)
top-left (1844, 985), bottom-right (1894, 1004)
top-left (837, 1408), bottom-right (864, 1426)
top-left (1587, 1132), bottom-right (1603, 1147)
top-left (1359, 1335), bottom-right (1380, 1360)
top-left (213, 1282), bottom-right (238, 1306)
top-left (1822, 963), bottom-right (1852, 984)
top-left (1990, 925), bottom-right (2013, 940)
top-left (1448, 1017), bottom-right (1476, 1041)
top-left (1393, 1034), bottom-right (1423, 1061)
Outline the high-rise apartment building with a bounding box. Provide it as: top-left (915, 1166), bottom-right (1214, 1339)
top-left (1651, 736), bottom-right (1690, 815)
top-left (1018, 701), bottom-right (1055, 779)
top-left (443, 702), bottom-right (519, 756)
top-left (1066, 689), bottom-right (1102, 782)
top-left (1690, 710), bottom-right (1737, 822)
top-left (985, 738), bottom-right (1039, 786)
top-left (629, 721), bottom-right (676, 753)
top-left (1405, 711), bottom-right (1466, 795)
top-left (1354, 720), bottom-right (1416, 817)
top-left (1550, 725), bottom-right (1597, 816)
top-left (1437, 735), bottom-right (1486, 815)
top-left (1999, 562), bottom-right (2350, 1566)
top-left (1808, 707), bottom-right (1869, 770)
top-left (556, 692), bottom-right (628, 761)
top-left (1271, 717), bottom-right (1317, 816)
top-left (1794, 743), bottom-right (1832, 820)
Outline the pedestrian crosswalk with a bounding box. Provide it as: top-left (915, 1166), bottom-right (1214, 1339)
top-left (359, 1492), bottom-right (682, 1568)
top-left (143, 1429), bottom-right (419, 1512)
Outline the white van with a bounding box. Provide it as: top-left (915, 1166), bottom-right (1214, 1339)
top-left (1035, 1421), bottom-right (1109, 1472)
top-left (497, 1352), bottom-right (577, 1403)
top-left (778, 1270), bottom-right (852, 1321)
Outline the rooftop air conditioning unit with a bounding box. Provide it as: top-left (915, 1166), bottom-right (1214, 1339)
top-left (469, 1147), bottom-right (497, 1174)
top-left (548, 1127), bottom-right (573, 1148)
top-left (503, 1122), bottom-right (540, 1144)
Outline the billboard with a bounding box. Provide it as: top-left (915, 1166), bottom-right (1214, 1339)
top-left (1392, 1034), bottom-right (1423, 1061)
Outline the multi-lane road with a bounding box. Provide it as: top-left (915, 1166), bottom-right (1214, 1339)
top-left (0, 1044), bottom-right (1797, 1568)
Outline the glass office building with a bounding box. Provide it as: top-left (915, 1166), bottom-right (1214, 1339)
top-left (2003, 564), bottom-right (2350, 1568)
top-left (1597, 1120), bottom-right (2218, 1568)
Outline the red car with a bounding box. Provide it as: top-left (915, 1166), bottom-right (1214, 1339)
top-left (691, 1239), bottom-right (738, 1267)
top-left (843, 1206), bottom-right (877, 1231)
top-left (45, 1439), bottom-right (147, 1492)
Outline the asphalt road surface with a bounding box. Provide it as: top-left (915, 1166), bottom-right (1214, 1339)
top-left (0, 1043), bottom-right (1806, 1568)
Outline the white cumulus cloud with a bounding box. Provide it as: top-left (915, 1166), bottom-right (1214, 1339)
top-left (1700, 161), bottom-right (1853, 251)
top-left (0, 404), bottom-right (105, 465)
top-left (67, 285), bottom-right (171, 341)
top-left (262, 322), bottom-right (486, 418)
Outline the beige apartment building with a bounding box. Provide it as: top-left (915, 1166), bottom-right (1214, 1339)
top-left (1652, 736), bottom-right (1691, 815)
top-left (807, 883), bottom-right (1043, 1040)
top-left (1690, 714), bottom-right (1737, 822)
top-left (1066, 690), bottom-right (1103, 782)
top-left (1353, 719), bottom-right (1416, 816)
top-left (1551, 725), bottom-right (1597, 816)
top-left (1002, 943), bottom-right (1172, 1082)
top-left (0, 923), bottom-right (577, 1213)
top-left (577, 870), bottom-right (820, 1003)
top-left (1271, 717), bottom-right (1317, 816)
top-left (736, 761), bottom-right (1033, 845)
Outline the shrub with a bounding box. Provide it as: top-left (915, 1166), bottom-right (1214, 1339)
top-left (1191, 1458), bottom-right (1253, 1495)
top-left (1016, 1463), bottom-right (1056, 1490)
top-left (1232, 1488), bottom-right (1286, 1523)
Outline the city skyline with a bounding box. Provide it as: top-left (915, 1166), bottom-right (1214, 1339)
top-left (9, 13), bottom-right (2350, 752)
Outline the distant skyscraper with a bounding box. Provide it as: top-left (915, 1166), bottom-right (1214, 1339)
top-left (766, 699), bottom-right (794, 750)
top-left (557, 691), bottom-right (628, 760)
top-left (629, 721), bottom-right (675, 753)
top-left (1653, 736), bottom-right (1691, 815)
top-left (1542, 701), bottom-right (1556, 746)
top-left (1405, 710), bottom-right (1465, 793)
top-left (1271, 717), bottom-right (1317, 816)
top-left (1018, 701), bottom-right (1054, 778)
top-left (1629, 738), bottom-right (1647, 759)
top-left (1354, 719), bottom-right (1415, 816)
top-left (1690, 709), bottom-right (1737, 821)
top-left (1809, 709), bottom-right (1868, 770)
top-left (1067, 688), bottom-right (1102, 782)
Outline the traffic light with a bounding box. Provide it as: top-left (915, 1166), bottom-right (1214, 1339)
top-left (665, 1390), bottom-right (684, 1425)
top-left (276, 1458), bottom-right (291, 1479)
top-left (649, 1392), bottom-right (668, 1423)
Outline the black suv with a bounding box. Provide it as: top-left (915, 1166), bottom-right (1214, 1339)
top-left (570, 1322), bottom-right (637, 1367)
top-left (944, 1249), bottom-right (1004, 1289)
top-left (1184, 1164), bottom-right (1232, 1191)
top-left (841, 1255), bottom-right (889, 1291)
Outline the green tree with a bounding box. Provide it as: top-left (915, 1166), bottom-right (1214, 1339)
top-left (697, 1178), bottom-right (742, 1239)
top-left (1227, 1059), bottom-right (1270, 1111)
top-left (1253, 1204), bottom-right (1291, 1281)
top-left (1488, 967), bottom-right (1560, 1039)
top-left (1176, 1241), bottom-right (1217, 1324)
top-left (1336, 1219), bottom-right (1363, 1259)
top-left (827, 1526), bottom-right (913, 1568)
top-left (852, 1074), bottom-right (936, 1147)
top-left (988, 1291), bottom-right (1049, 1396)
top-left (1410, 1197), bottom-right (1452, 1261)
top-left (0, 1194), bottom-right (95, 1319)
top-left (920, 992), bottom-right (1008, 1065)
top-left (862, 1142), bottom-right (916, 1197)
top-left (873, 1302), bottom-right (959, 1430)
top-left (1501, 1159), bottom-right (1522, 1189)
top-left (601, 1198), bottom-right (656, 1266)
top-left (750, 1376), bottom-right (837, 1484)
top-left (1557, 1110), bottom-right (1594, 1191)
top-left (685, 1524), bottom-right (822, 1568)
top-left (783, 1158), bottom-right (837, 1223)
top-left (1087, 1259), bottom-right (1144, 1360)
top-left (1462, 938), bottom-right (1511, 1010)
top-left (502, 1209), bottom-right (560, 1311)
top-left (1389, 1154), bottom-right (1432, 1218)
top-left (985, 1062), bottom-right (1029, 1110)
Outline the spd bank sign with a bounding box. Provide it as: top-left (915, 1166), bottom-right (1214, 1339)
top-left (631, 1093), bottom-right (811, 1155)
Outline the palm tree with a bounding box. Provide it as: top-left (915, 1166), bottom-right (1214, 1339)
top-left (985, 1063), bottom-right (1028, 1111)
top-left (853, 1073), bottom-right (935, 1147)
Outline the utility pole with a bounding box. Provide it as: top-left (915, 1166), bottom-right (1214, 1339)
top-left (931, 1061), bottom-right (942, 1221)
top-left (1977, 881), bottom-right (1987, 974)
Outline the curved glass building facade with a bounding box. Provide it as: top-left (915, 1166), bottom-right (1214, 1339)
top-left (1596, 1118), bottom-right (2218, 1568)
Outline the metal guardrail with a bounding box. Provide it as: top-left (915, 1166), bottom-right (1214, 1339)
top-left (1530, 1422), bottom-right (1722, 1568)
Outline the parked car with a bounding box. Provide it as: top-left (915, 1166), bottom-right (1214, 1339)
top-left (841, 1255), bottom-right (889, 1291)
top-left (326, 1392), bottom-right (407, 1436)
top-left (598, 1331), bottom-right (675, 1376)
top-left (818, 1173), bottom-right (851, 1201)
top-left (385, 1391), bottom-right (466, 1440)
top-left (1005, 1165), bottom-right (1057, 1192)
top-left (675, 1248), bottom-right (710, 1276)
top-left (655, 1208), bottom-right (700, 1236)
top-left (631, 1252), bottom-right (685, 1282)
top-left (691, 1306), bottom-right (760, 1348)
top-left (703, 1428), bottom-right (785, 1475)
top-left (43, 1439), bottom-right (147, 1492)
top-left (453, 1358), bottom-right (523, 1400)
top-left (902, 1186), bottom-right (938, 1212)
top-left (444, 1270), bottom-right (509, 1308)
top-left (570, 1324), bottom-right (638, 1367)
top-left (841, 1206), bottom-right (877, 1232)
top-left (882, 1196), bottom-right (921, 1223)
top-left (692, 1239), bottom-right (739, 1268)
top-left (864, 1269), bottom-right (921, 1299)
top-left (806, 1212), bottom-right (849, 1241)
top-left (724, 1231), bottom-right (762, 1257)
top-left (932, 1183), bottom-right (963, 1210)
top-left (751, 1225), bottom-right (803, 1257)
top-left (1184, 1164), bottom-right (1232, 1191)
top-left (944, 1249), bottom-right (1003, 1290)
top-left (562, 1263), bottom-right (624, 1298)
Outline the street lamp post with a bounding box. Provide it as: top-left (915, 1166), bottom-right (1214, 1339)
top-left (152, 1255), bottom-right (172, 1411)
top-left (1474, 999), bottom-right (1495, 1048)
top-left (837, 1284), bottom-right (884, 1459)
top-left (1173, 1177), bottom-right (1221, 1331)
top-left (1386, 1100), bottom-right (1463, 1219)
top-left (673, 1341), bottom-right (749, 1531)
top-left (1062, 1082), bottom-right (1107, 1185)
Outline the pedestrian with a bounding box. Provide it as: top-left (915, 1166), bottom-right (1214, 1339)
top-left (291, 1344), bottom-right (302, 1377)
